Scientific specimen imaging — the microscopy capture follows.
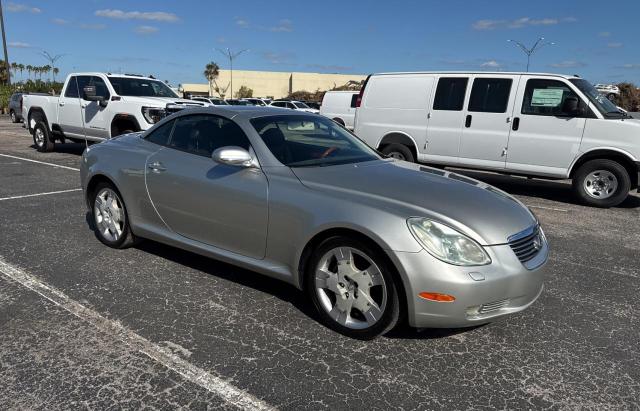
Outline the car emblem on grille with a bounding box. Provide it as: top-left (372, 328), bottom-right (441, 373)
top-left (533, 234), bottom-right (542, 251)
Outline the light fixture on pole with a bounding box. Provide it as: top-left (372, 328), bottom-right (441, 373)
top-left (507, 38), bottom-right (555, 72)
top-left (216, 48), bottom-right (249, 98)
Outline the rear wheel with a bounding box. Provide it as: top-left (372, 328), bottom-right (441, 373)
top-left (381, 143), bottom-right (415, 162)
top-left (10, 110), bottom-right (18, 123)
top-left (33, 121), bottom-right (54, 152)
top-left (306, 236), bottom-right (400, 339)
top-left (572, 159), bottom-right (631, 208)
top-left (91, 182), bottom-right (136, 248)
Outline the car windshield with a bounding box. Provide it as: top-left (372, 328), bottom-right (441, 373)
top-left (294, 102), bottom-right (310, 109)
top-left (108, 77), bottom-right (179, 98)
top-left (570, 79), bottom-right (622, 117)
top-left (251, 115), bottom-right (380, 167)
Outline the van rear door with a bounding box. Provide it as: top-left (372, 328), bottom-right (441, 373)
top-left (458, 75), bottom-right (519, 170)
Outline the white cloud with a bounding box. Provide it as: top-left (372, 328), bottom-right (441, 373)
top-left (235, 18), bottom-right (250, 28)
top-left (599, 31), bottom-right (611, 37)
top-left (473, 16), bottom-right (576, 30)
top-left (620, 64), bottom-right (640, 69)
top-left (135, 25), bottom-right (159, 34)
top-left (51, 18), bottom-right (69, 25)
top-left (95, 9), bottom-right (179, 23)
top-left (549, 61), bottom-right (586, 69)
top-left (8, 41), bottom-right (32, 48)
top-left (79, 23), bottom-right (107, 30)
top-left (480, 60), bottom-right (502, 69)
top-left (270, 19), bottom-right (293, 32)
top-left (607, 42), bottom-right (623, 48)
top-left (215, 37), bottom-right (227, 44)
top-left (7, 2), bottom-right (40, 13)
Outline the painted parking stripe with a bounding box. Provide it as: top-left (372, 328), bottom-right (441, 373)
top-left (0, 188), bottom-right (83, 202)
top-left (0, 257), bottom-right (275, 411)
top-left (0, 153), bottom-right (80, 171)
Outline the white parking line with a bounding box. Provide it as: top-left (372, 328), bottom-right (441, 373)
top-left (0, 188), bottom-right (83, 202)
top-left (527, 204), bottom-right (569, 212)
top-left (0, 153), bottom-right (80, 171)
top-left (0, 257), bottom-right (274, 411)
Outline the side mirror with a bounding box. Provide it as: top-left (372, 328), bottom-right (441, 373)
top-left (212, 146), bottom-right (254, 167)
top-left (83, 85), bottom-right (106, 103)
top-left (561, 96), bottom-right (584, 116)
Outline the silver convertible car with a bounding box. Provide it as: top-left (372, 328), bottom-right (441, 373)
top-left (80, 106), bottom-right (548, 339)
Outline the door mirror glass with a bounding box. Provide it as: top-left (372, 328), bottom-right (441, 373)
top-left (212, 146), bottom-right (254, 167)
top-left (83, 85), bottom-right (105, 102)
top-left (561, 96), bottom-right (584, 116)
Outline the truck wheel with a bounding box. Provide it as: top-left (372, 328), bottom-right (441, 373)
top-left (10, 110), bottom-right (18, 123)
top-left (572, 159), bottom-right (630, 208)
top-left (33, 121), bottom-right (54, 153)
top-left (381, 144), bottom-right (415, 163)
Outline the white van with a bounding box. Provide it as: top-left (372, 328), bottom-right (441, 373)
top-left (320, 91), bottom-right (359, 130)
top-left (353, 72), bottom-right (640, 207)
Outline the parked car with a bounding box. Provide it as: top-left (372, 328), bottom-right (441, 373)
top-left (595, 84), bottom-right (620, 101)
top-left (226, 99), bottom-right (252, 106)
top-left (81, 106), bottom-right (548, 339)
top-left (305, 101), bottom-right (321, 110)
top-left (23, 73), bottom-right (207, 152)
top-left (191, 96), bottom-right (229, 106)
top-left (8, 92), bottom-right (25, 123)
top-left (354, 72), bottom-right (640, 208)
top-left (270, 100), bottom-right (320, 113)
top-left (244, 98), bottom-right (269, 106)
top-left (320, 91), bottom-right (359, 130)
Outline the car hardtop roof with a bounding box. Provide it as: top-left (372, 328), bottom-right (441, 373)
top-left (169, 105), bottom-right (314, 120)
top-left (67, 72), bottom-right (161, 80)
top-left (372, 71), bottom-right (580, 80)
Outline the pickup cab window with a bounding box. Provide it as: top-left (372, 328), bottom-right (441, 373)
top-left (64, 76), bottom-right (79, 98)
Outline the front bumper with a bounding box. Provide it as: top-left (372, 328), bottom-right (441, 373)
top-left (391, 239), bottom-right (548, 328)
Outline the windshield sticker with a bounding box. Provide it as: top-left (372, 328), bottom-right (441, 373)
top-left (531, 88), bottom-right (564, 107)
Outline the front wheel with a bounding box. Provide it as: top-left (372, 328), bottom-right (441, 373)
top-left (33, 121), bottom-right (54, 152)
top-left (91, 182), bottom-right (137, 248)
top-left (572, 159), bottom-right (631, 208)
top-left (306, 237), bottom-right (401, 339)
top-left (381, 143), bottom-right (415, 162)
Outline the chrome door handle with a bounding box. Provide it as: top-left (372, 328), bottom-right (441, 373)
top-left (148, 162), bottom-right (166, 172)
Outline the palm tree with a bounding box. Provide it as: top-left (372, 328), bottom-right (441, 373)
top-left (203, 62), bottom-right (220, 97)
top-left (43, 65), bottom-right (52, 81)
top-left (10, 62), bottom-right (18, 80)
top-left (52, 67), bottom-right (59, 83)
top-left (18, 63), bottom-right (24, 81)
top-left (26, 65), bottom-right (33, 80)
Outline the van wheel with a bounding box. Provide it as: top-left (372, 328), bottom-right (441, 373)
top-left (33, 121), bottom-right (54, 153)
top-left (572, 159), bottom-right (630, 208)
top-left (381, 144), bottom-right (415, 162)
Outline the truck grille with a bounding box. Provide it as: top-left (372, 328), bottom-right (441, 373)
top-left (508, 226), bottom-right (542, 263)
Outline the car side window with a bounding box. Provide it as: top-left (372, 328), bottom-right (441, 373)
top-left (286, 103), bottom-right (295, 109)
top-left (433, 77), bottom-right (468, 111)
top-left (64, 77), bottom-right (79, 98)
top-left (145, 120), bottom-right (175, 146)
top-left (468, 78), bottom-right (512, 113)
top-left (168, 115), bottom-right (251, 157)
top-left (522, 79), bottom-right (581, 117)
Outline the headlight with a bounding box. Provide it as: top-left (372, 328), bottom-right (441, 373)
top-left (141, 106), bottom-right (166, 124)
top-left (407, 218), bottom-right (491, 266)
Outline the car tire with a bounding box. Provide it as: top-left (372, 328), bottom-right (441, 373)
top-left (306, 236), bottom-right (401, 340)
top-left (91, 182), bottom-right (137, 249)
top-left (33, 121), bottom-right (54, 152)
top-left (607, 93), bottom-right (616, 102)
top-left (572, 159), bottom-right (631, 208)
top-left (10, 110), bottom-right (18, 123)
top-left (381, 143), bottom-right (415, 163)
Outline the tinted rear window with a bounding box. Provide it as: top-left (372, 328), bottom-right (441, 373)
top-left (468, 78), bottom-right (512, 113)
top-left (433, 77), bottom-right (468, 111)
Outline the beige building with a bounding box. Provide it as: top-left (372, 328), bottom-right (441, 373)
top-left (180, 69), bottom-right (367, 99)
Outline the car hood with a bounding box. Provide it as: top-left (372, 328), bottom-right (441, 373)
top-left (291, 160), bottom-right (537, 245)
top-left (119, 96), bottom-right (209, 107)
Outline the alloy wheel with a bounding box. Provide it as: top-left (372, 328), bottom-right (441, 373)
top-left (94, 188), bottom-right (125, 242)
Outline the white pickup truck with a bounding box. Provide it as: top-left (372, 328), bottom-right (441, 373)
top-left (23, 73), bottom-right (207, 152)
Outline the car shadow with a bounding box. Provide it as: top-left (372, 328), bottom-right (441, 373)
top-left (84, 212), bottom-right (479, 340)
top-left (448, 168), bottom-right (640, 209)
top-left (29, 143), bottom-right (86, 156)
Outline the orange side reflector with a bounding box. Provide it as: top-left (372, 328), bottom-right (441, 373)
top-left (419, 292), bottom-right (456, 302)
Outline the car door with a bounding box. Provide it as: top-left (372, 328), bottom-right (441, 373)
top-left (57, 76), bottom-right (85, 138)
top-left (422, 76), bottom-right (469, 164)
top-left (458, 75), bottom-right (518, 170)
top-left (506, 77), bottom-right (588, 175)
top-left (145, 113), bottom-right (269, 259)
top-left (82, 75), bottom-right (111, 139)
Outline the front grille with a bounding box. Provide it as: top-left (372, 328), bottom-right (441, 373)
top-left (508, 225), bottom-right (542, 263)
top-left (479, 299), bottom-right (509, 314)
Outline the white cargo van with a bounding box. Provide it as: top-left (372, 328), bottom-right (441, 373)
top-left (320, 91), bottom-right (359, 130)
top-left (353, 72), bottom-right (640, 207)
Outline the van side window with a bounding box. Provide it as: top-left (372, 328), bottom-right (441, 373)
top-left (522, 79), bottom-right (580, 117)
top-left (468, 78), bottom-right (512, 113)
top-left (433, 78), bottom-right (468, 111)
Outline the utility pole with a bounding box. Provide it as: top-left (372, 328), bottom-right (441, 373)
top-left (0, 0), bottom-right (10, 85)
top-left (217, 48), bottom-right (248, 98)
top-left (507, 38), bottom-right (555, 72)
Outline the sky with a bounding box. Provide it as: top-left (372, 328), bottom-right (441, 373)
top-left (3, 0), bottom-right (640, 86)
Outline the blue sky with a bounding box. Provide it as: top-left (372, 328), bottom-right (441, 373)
top-left (4, 0), bottom-right (640, 86)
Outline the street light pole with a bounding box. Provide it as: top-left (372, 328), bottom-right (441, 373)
top-left (217, 48), bottom-right (248, 98)
top-left (0, 0), bottom-right (11, 85)
top-left (507, 38), bottom-right (555, 72)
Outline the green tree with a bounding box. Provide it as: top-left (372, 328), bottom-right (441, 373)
top-left (203, 61), bottom-right (220, 97)
top-left (0, 60), bottom-right (9, 84)
top-left (26, 65), bottom-right (33, 80)
top-left (52, 67), bottom-right (59, 82)
top-left (18, 63), bottom-right (24, 81)
top-left (235, 85), bottom-right (253, 98)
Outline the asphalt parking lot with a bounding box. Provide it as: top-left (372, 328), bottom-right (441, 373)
top-left (1, 116), bottom-right (639, 409)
